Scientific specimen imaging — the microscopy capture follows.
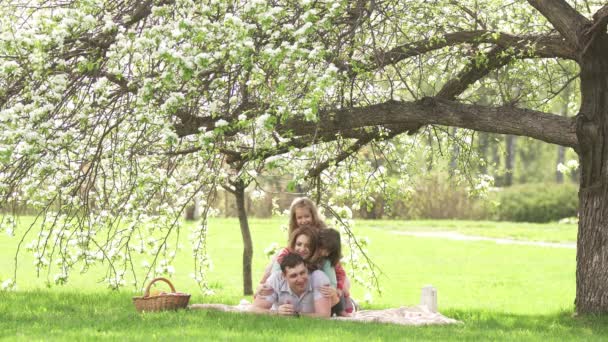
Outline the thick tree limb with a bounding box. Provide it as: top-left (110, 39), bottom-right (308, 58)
top-left (172, 35), bottom-right (577, 158)
top-left (345, 30), bottom-right (576, 74)
top-left (591, 4), bottom-right (608, 30)
top-left (527, 0), bottom-right (590, 48)
top-left (582, 4), bottom-right (608, 55)
top-left (174, 95), bottom-right (577, 157)
top-left (280, 99), bottom-right (577, 149)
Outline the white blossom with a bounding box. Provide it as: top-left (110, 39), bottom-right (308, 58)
top-left (215, 119), bottom-right (229, 127)
top-left (1, 279), bottom-right (15, 291)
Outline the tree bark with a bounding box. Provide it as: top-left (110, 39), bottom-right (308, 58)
top-left (449, 128), bottom-right (459, 177)
top-left (556, 145), bottom-right (565, 183)
top-left (492, 136), bottom-right (503, 186)
top-left (234, 181), bottom-right (253, 295)
top-left (427, 133), bottom-right (434, 172)
top-left (281, 99), bottom-right (577, 149)
top-left (575, 39), bottom-right (608, 313)
top-left (505, 135), bottom-right (516, 186)
top-left (478, 133), bottom-right (489, 175)
top-left (527, 0), bottom-right (590, 47)
top-left (556, 85), bottom-right (572, 184)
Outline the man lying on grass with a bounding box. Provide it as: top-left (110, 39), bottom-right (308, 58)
top-left (252, 252), bottom-right (331, 318)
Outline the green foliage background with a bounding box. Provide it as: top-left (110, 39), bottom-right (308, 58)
top-left (497, 183), bottom-right (578, 222)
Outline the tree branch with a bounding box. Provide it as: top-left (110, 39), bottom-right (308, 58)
top-left (306, 139), bottom-right (370, 178)
top-left (582, 4), bottom-right (608, 55)
top-left (436, 46), bottom-right (512, 100)
top-left (280, 99), bottom-right (577, 149)
top-left (340, 30), bottom-right (576, 75)
top-left (526, 0), bottom-right (590, 48)
top-left (306, 130), bottom-right (401, 179)
top-left (591, 4), bottom-right (608, 31)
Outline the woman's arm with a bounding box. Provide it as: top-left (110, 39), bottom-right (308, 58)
top-left (301, 297), bottom-right (331, 318)
top-left (258, 248), bottom-right (289, 285)
top-left (255, 248), bottom-right (290, 297)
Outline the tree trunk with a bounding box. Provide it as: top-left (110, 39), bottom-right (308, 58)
top-left (557, 85), bottom-right (572, 184)
top-left (575, 45), bottom-right (608, 314)
top-left (427, 131), bottom-right (434, 172)
top-left (449, 128), bottom-right (459, 177)
top-left (556, 145), bottom-right (565, 183)
top-left (504, 135), bottom-right (516, 186)
top-left (234, 182), bottom-right (253, 295)
top-left (478, 132), bottom-right (489, 175)
top-left (572, 166), bottom-right (580, 183)
top-left (185, 197), bottom-right (201, 221)
top-left (224, 190), bottom-right (230, 217)
top-left (492, 136), bottom-right (502, 186)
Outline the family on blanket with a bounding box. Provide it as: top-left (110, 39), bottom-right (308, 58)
top-left (251, 197), bottom-right (354, 318)
top-left (189, 197), bottom-right (461, 325)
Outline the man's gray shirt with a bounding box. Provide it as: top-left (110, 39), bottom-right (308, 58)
top-left (263, 270), bottom-right (330, 313)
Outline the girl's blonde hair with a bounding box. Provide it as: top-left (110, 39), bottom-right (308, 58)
top-left (288, 197), bottom-right (326, 236)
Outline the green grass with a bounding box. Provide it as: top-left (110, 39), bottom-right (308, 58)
top-left (366, 219), bottom-right (578, 243)
top-left (0, 217), bottom-right (596, 341)
top-left (2, 291), bottom-right (608, 341)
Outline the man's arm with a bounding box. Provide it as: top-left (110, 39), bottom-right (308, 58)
top-left (252, 296), bottom-right (300, 316)
top-left (251, 296), bottom-right (274, 314)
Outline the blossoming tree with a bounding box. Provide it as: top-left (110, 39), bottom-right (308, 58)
top-left (1, 0), bottom-right (607, 313)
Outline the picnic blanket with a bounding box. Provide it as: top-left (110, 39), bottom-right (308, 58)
top-left (188, 302), bottom-right (461, 326)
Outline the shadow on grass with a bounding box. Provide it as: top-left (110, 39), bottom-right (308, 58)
top-left (2, 291), bottom-right (608, 341)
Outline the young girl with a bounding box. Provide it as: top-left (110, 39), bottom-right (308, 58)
top-left (288, 197), bottom-right (327, 236)
top-left (306, 228), bottom-right (352, 316)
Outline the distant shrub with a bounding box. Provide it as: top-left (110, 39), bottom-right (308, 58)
top-left (496, 182), bottom-right (578, 222)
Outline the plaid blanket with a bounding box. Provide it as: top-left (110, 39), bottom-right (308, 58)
top-left (188, 303), bottom-right (461, 326)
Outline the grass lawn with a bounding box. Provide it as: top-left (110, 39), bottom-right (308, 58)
top-left (2, 217), bottom-right (602, 341)
top-left (366, 219), bottom-right (578, 243)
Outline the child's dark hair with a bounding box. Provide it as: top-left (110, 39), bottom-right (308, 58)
top-left (318, 228), bottom-right (341, 266)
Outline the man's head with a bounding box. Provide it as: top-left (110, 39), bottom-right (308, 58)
top-left (280, 253), bottom-right (309, 295)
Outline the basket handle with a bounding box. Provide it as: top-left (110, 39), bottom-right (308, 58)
top-left (143, 277), bottom-right (177, 297)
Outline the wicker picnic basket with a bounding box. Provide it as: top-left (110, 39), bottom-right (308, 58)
top-left (132, 277), bottom-right (190, 312)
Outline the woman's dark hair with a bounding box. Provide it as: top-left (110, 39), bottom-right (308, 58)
top-left (317, 228), bottom-right (341, 267)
